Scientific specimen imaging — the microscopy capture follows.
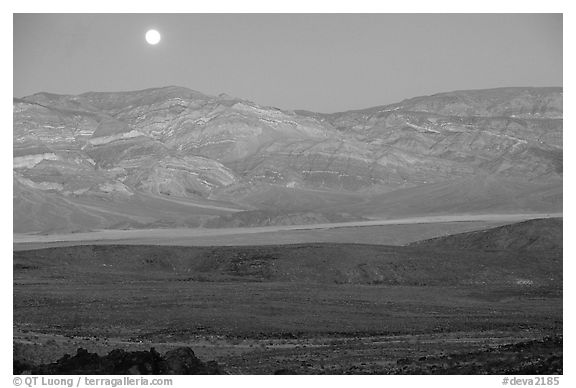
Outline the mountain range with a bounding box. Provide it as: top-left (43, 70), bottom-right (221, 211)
top-left (13, 86), bottom-right (562, 233)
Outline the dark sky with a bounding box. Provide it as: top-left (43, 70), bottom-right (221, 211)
top-left (13, 13), bottom-right (562, 113)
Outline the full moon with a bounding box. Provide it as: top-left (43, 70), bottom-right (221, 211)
top-left (145, 29), bottom-right (161, 45)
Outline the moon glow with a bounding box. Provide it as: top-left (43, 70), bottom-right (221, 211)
top-left (145, 29), bottom-right (161, 45)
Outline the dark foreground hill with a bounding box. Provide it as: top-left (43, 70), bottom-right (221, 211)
top-left (410, 217), bottom-right (562, 251)
top-left (14, 218), bottom-right (562, 287)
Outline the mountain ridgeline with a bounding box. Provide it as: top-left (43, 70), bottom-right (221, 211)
top-left (13, 86), bottom-right (562, 233)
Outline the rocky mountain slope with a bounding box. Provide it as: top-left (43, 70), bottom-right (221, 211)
top-left (410, 217), bottom-right (562, 251)
top-left (13, 86), bottom-right (562, 233)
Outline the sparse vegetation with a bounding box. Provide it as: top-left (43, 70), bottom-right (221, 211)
top-left (13, 220), bottom-right (562, 374)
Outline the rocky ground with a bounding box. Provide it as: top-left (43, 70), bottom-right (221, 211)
top-left (14, 346), bottom-right (223, 375)
top-left (13, 220), bottom-right (562, 374)
top-left (14, 330), bottom-right (561, 375)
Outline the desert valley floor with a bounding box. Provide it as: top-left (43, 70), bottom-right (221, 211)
top-left (13, 217), bottom-right (562, 374)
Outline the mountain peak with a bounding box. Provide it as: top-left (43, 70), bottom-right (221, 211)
top-left (13, 86), bottom-right (562, 233)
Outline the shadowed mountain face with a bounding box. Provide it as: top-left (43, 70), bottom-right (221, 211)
top-left (13, 86), bottom-right (562, 233)
top-left (410, 218), bottom-right (562, 251)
